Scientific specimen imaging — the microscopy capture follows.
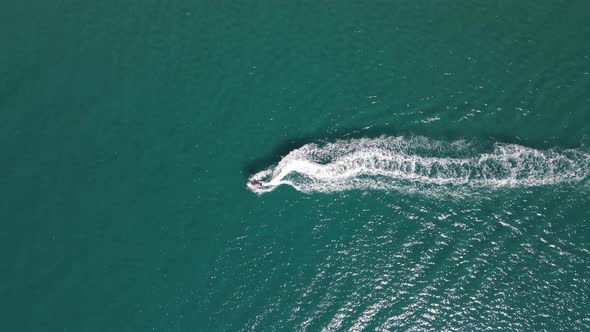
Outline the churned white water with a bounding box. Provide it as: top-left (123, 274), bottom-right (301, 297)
top-left (248, 136), bottom-right (590, 194)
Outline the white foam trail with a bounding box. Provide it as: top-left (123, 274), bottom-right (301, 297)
top-left (247, 136), bottom-right (590, 194)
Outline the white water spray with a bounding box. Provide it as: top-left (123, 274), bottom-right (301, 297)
top-left (247, 137), bottom-right (590, 194)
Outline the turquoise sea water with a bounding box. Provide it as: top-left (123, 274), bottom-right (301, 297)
top-left (2, 1), bottom-right (590, 330)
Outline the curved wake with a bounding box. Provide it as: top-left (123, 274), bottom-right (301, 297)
top-left (247, 137), bottom-right (590, 194)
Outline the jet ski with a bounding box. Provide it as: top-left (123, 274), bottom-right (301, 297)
top-left (247, 179), bottom-right (276, 193)
top-left (248, 180), bottom-right (263, 187)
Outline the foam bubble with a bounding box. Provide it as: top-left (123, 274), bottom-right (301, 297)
top-left (247, 137), bottom-right (590, 194)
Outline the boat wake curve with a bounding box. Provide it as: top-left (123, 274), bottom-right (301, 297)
top-left (247, 136), bottom-right (590, 195)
